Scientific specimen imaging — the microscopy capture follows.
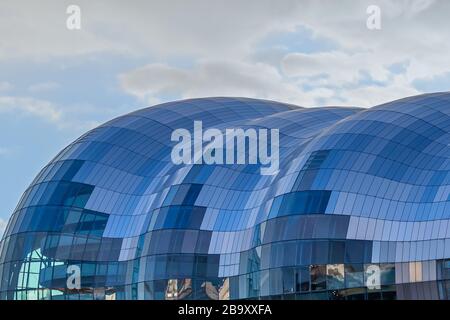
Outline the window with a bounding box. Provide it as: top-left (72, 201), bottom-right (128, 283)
top-left (311, 241), bottom-right (328, 264)
top-left (310, 265), bottom-right (327, 291)
top-left (380, 263), bottom-right (395, 285)
top-left (329, 240), bottom-right (345, 263)
top-left (327, 264), bottom-right (345, 289)
top-left (266, 268), bottom-right (282, 296)
top-left (282, 267), bottom-right (295, 293)
top-left (345, 264), bottom-right (364, 288)
top-left (295, 266), bottom-right (310, 292)
top-left (345, 240), bottom-right (369, 264)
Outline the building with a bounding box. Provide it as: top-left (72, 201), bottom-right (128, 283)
top-left (1, 93), bottom-right (450, 300)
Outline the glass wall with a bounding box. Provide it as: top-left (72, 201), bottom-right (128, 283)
top-left (1, 93), bottom-right (450, 299)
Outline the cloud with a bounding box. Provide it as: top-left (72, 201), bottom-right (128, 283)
top-left (2, 0), bottom-right (450, 107)
top-left (0, 96), bottom-right (61, 122)
top-left (0, 91), bottom-right (129, 133)
top-left (0, 95), bottom-right (110, 133)
top-left (275, 0), bottom-right (445, 105)
top-left (119, 60), bottom-right (341, 107)
top-left (1, 0), bottom-right (444, 60)
top-left (279, 51), bottom-right (421, 106)
top-left (119, 58), bottom-right (421, 107)
top-left (284, 0), bottom-right (449, 84)
top-left (114, 0), bottom-right (448, 107)
top-left (0, 0), bottom-right (303, 61)
top-left (0, 1), bottom-right (127, 60)
top-left (333, 76), bottom-right (420, 106)
top-left (281, 51), bottom-right (391, 84)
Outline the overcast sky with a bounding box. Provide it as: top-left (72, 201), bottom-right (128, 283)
top-left (0, 0), bottom-right (449, 235)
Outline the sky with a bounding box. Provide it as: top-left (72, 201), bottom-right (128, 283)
top-left (0, 0), bottom-right (450, 236)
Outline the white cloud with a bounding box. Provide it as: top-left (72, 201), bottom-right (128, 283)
top-left (119, 58), bottom-right (420, 107)
top-left (2, 0), bottom-right (450, 108)
top-left (115, 0), bottom-right (449, 107)
top-left (290, 0), bottom-right (449, 82)
top-left (0, 96), bottom-right (113, 132)
top-left (279, 51), bottom-right (421, 106)
top-left (281, 51), bottom-right (391, 84)
top-left (0, 96), bottom-right (61, 122)
top-left (120, 60), bottom-right (341, 107)
top-left (335, 76), bottom-right (420, 106)
top-left (0, 0), bottom-right (303, 60)
top-left (1, 1), bottom-right (448, 67)
top-left (0, 1), bottom-right (128, 60)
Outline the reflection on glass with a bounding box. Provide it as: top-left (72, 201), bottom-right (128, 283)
top-left (310, 265), bottom-right (326, 291)
top-left (380, 264), bottom-right (395, 285)
top-left (345, 264), bottom-right (364, 288)
top-left (165, 278), bottom-right (192, 300)
top-left (327, 264), bottom-right (344, 289)
top-left (219, 278), bottom-right (229, 300)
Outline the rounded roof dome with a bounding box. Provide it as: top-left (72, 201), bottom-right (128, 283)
top-left (1, 93), bottom-right (450, 300)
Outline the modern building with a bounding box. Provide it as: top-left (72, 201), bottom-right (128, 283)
top-left (1, 93), bottom-right (450, 300)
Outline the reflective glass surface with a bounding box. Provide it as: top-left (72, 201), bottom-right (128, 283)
top-left (1, 94), bottom-right (450, 300)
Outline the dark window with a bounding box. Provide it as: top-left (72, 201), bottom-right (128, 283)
top-left (345, 240), bottom-right (367, 264)
top-left (282, 267), bottom-right (295, 293)
top-left (310, 265), bottom-right (327, 291)
top-left (295, 266), bottom-right (310, 292)
top-left (329, 240), bottom-right (345, 263)
top-left (311, 241), bottom-right (328, 264)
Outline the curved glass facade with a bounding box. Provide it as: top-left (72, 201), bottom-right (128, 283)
top-left (1, 93), bottom-right (450, 300)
